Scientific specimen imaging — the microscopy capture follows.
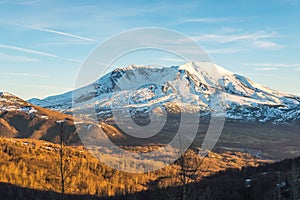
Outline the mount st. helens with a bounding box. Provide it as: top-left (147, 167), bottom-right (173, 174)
top-left (29, 61), bottom-right (300, 124)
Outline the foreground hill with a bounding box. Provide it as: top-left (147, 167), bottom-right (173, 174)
top-left (0, 137), bottom-right (266, 199)
top-left (0, 92), bottom-right (80, 143)
top-left (0, 136), bottom-right (299, 200)
top-left (0, 92), bottom-right (124, 145)
top-left (112, 155), bottom-right (300, 200)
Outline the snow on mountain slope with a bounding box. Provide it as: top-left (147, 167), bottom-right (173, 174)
top-left (28, 62), bottom-right (300, 123)
top-left (0, 92), bottom-right (73, 120)
top-left (0, 92), bottom-right (39, 116)
top-left (29, 91), bottom-right (73, 110)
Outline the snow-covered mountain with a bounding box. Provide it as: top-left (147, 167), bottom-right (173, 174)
top-left (28, 62), bottom-right (300, 123)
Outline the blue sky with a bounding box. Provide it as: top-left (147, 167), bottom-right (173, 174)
top-left (0, 0), bottom-right (300, 99)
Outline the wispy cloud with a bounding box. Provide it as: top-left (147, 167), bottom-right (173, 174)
top-left (160, 57), bottom-right (186, 63)
top-left (253, 40), bottom-right (284, 50)
top-left (191, 31), bottom-right (282, 50)
top-left (0, 0), bottom-right (40, 5)
top-left (192, 31), bottom-right (277, 43)
top-left (255, 67), bottom-right (278, 71)
top-left (277, 0), bottom-right (300, 5)
top-left (63, 57), bottom-right (82, 63)
top-left (0, 44), bottom-right (81, 63)
top-left (0, 52), bottom-right (39, 62)
top-left (221, 27), bottom-right (242, 33)
top-left (244, 63), bottom-right (300, 67)
top-left (0, 44), bottom-right (58, 58)
top-left (8, 82), bottom-right (73, 93)
top-left (206, 47), bottom-right (246, 54)
top-left (16, 0), bottom-right (40, 5)
top-left (240, 72), bottom-right (297, 81)
top-left (243, 63), bottom-right (300, 71)
top-left (0, 72), bottom-right (50, 78)
top-left (0, 73), bottom-right (74, 83)
top-left (26, 25), bottom-right (96, 42)
top-left (181, 17), bottom-right (230, 23)
top-left (0, 19), bottom-right (95, 42)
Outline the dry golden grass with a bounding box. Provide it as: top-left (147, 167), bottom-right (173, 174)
top-left (0, 136), bottom-right (270, 197)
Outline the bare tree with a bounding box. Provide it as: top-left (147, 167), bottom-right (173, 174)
top-left (276, 171), bottom-right (282, 200)
top-left (57, 119), bottom-right (66, 199)
top-left (55, 118), bottom-right (81, 200)
top-left (176, 148), bottom-right (207, 200)
top-left (290, 159), bottom-right (299, 200)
